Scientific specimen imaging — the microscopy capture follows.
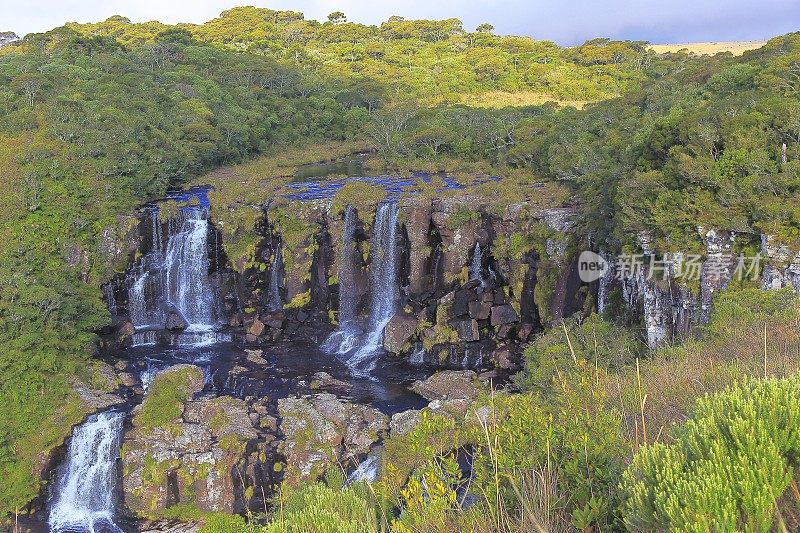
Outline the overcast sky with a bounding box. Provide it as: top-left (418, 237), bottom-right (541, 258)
top-left (2, 1), bottom-right (798, 45)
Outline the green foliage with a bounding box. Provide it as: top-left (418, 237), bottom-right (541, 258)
top-left (612, 288), bottom-right (800, 444)
top-left (65, 8), bottom-right (658, 107)
top-left (447, 204), bottom-right (480, 230)
top-left (330, 182), bottom-right (386, 218)
top-left (515, 314), bottom-right (645, 393)
top-left (136, 366), bottom-right (203, 430)
top-left (381, 373), bottom-right (626, 531)
top-left (264, 480), bottom-right (380, 533)
top-left (198, 513), bottom-right (253, 533)
top-left (621, 376), bottom-right (800, 532)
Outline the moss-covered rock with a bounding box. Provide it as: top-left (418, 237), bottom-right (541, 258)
top-left (277, 394), bottom-right (389, 486)
top-left (122, 366), bottom-right (262, 518)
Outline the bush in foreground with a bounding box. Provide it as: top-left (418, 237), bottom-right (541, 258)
top-left (621, 376), bottom-right (800, 532)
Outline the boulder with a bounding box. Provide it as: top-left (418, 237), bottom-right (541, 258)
top-left (248, 318), bottom-right (266, 337)
top-left (139, 521), bottom-right (202, 533)
top-left (228, 314), bottom-right (243, 328)
top-left (468, 301), bottom-right (491, 320)
top-left (517, 323), bottom-right (535, 342)
top-left (165, 311), bottom-right (188, 331)
top-left (452, 289), bottom-right (477, 317)
top-left (452, 319), bottom-right (480, 342)
top-left (119, 372), bottom-right (139, 388)
top-left (118, 320), bottom-right (136, 337)
top-left (411, 370), bottom-right (479, 401)
top-left (261, 311), bottom-right (285, 330)
top-left (383, 312), bottom-right (419, 354)
top-left (245, 349), bottom-right (267, 365)
top-left (490, 304), bottom-right (518, 326)
top-left (310, 372), bottom-right (350, 390)
top-left (71, 384), bottom-right (125, 412)
top-left (390, 409), bottom-right (422, 437)
top-left (463, 279), bottom-right (482, 291)
top-left (277, 394), bottom-right (388, 485)
top-left (491, 345), bottom-right (519, 370)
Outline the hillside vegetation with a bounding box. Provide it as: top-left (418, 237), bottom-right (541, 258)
top-left (64, 7), bottom-right (667, 105)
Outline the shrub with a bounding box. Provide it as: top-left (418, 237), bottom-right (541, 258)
top-left (515, 314), bottom-right (644, 393)
top-left (330, 182), bottom-right (386, 218)
top-left (264, 479), bottom-right (381, 533)
top-left (621, 376), bottom-right (800, 532)
top-left (382, 370), bottom-right (626, 532)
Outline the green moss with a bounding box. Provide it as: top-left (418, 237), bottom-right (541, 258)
top-left (331, 182), bottom-right (386, 221)
top-left (136, 366), bottom-right (203, 431)
top-left (446, 205), bottom-right (480, 231)
top-left (285, 290), bottom-right (311, 309)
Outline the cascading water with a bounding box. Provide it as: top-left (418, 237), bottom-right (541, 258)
top-left (347, 202), bottom-right (399, 374)
top-left (49, 411), bottom-right (125, 533)
top-left (164, 208), bottom-right (216, 330)
top-left (267, 246), bottom-right (283, 312)
top-left (128, 269), bottom-right (164, 330)
top-left (323, 202), bottom-right (399, 375)
top-left (345, 454), bottom-right (380, 486)
top-left (126, 200), bottom-right (225, 346)
top-left (409, 343), bottom-right (426, 365)
top-left (102, 285), bottom-right (117, 317)
top-left (323, 205), bottom-right (362, 354)
top-left (469, 242), bottom-right (485, 285)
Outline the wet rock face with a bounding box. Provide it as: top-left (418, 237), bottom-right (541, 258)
top-left (383, 312), bottom-right (419, 354)
top-left (277, 393), bottom-right (389, 485)
top-left (106, 193), bottom-right (592, 367)
top-left (121, 366), bottom-right (264, 516)
top-left (165, 311), bottom-right (189, 331)
top-left (700, 229), bottom-right (737, 322)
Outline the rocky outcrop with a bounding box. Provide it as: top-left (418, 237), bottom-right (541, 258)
top-left (410, 370), bottom-right (480, 401)
top-left (383, 312), bottom-right (419, 354)
top-left (165, 311), bottom-right (189, 331)
top-left (122, 366), bottom-right (267, 516)
top-left (699, 229), bottom-right (737, 322)
top-left (761, 235), bottom-right (800, 291)
top-left (277, 393), bottom-right (389, 485)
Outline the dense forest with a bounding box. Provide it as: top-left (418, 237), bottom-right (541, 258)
top-left (1, 6), bottom-right (800, 532)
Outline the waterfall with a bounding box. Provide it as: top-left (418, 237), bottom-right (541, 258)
top-left (149, 208), bottom-right (161, 253)
top-left (127, 203), bottom-right (223, 346)
top-left (345, 454), bottom-right (380, 486)
top-left (410, 343), bottom-right (425, 365)
top-left (469, 242), bottom-right (485, 285)
top-left (164, 209), bottom-right (215, 330)
top-left (323, 205), bottom-right (362, 354)
top-left (347, 202), bottom-right (399, 374)
top-left (128, 268), bottom-right (166, 330)
top-left (102, 285), bottom-right (117, 316)
top-left (49, 411), bottom-right (125, 533)
top-left (323, 202), bottom-right (399, 375)
top-left (267, 246), bottom-right (283, 312)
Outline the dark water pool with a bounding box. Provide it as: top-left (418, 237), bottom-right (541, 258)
top-left (123, 340), bottom-right (429, 415)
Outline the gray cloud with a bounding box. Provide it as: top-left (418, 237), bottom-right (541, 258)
top-left (2, 0), bottom-right (798, 45)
